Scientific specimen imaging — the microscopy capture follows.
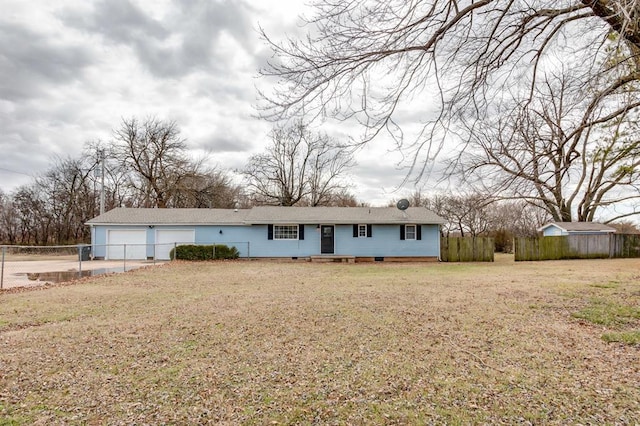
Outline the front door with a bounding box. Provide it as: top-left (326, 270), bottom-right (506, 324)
top-left (321, 225), bottom-right (335, 254)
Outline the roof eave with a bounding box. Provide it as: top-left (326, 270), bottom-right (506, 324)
top-left (537, 224), bottom-right (562, 232)
top-left (246, 220), bottom-right (445, 225)
top-left (537, 223), bottom-right (616, 233)
top-left (570, 230), bottom-right (616, 234)
top-left (86, 222), bottom-right (250, 226)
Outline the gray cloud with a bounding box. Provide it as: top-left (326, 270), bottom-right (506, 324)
top-left (0, 0), bottom-right (416, 207)
top-left (0, 21), bottom-right (95, 101)
top-left (60, 0), bottom-right (255, 78)
top-left (197, 135), bottom-right (253, 153)
top-left (0, 117), bottom-right (57, 187)
top-left (0, 0), bottom-right (270, 194)
top-left (62, 0), bottom-right (167, 43)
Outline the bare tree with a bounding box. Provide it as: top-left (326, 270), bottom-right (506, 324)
top-left (259, 0), bottom-right (640, 207)
top-left (0, 154), bottom-right (101, 245)
top-left (170, 168), bottom-right (242, 208)
top-left (111, 117), bottom-right (195, 208)
top-left (405, 189), bottom-right (548, 237)
top-left (242, 122), bottom-right (355, 206)
top-left (609, 220), bottom-right (640, 233)
top-left (11, 185), bottom-right (49, 245)
top-left (109, 117), bottom-right (241, 208)
top-left (83, 140), bottom-right (127, 213)
top-left (0, 130), bottom-right (245, 245)
top-left (422, 193), bottom-right (495, 237)
top-left (35, 157), bottom-right (97, 243)
top-left (488, 200), bottom-right (552, 252)
top-left (324, 188), bottom-right (362, 207)
top-left (491, 201), bottom-right (551, 237)
top-left (455, 71), bottom-right (640, 222)
top-left (403, 189), bottom-right (549, 251)
top-left (0, 190), bottom-right (20, 244)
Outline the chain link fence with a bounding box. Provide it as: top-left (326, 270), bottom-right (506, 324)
top-left (89, 241), bottom-right (250, 261)
top-left (0, 244), bottom-right (155, 290)
top-left (0, 241), bottom-right (250, 290)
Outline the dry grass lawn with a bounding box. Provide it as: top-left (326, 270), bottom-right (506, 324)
top-left (1, 256), bottom-right (639, 424)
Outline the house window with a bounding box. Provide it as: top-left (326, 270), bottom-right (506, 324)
top-left (274, 225), bottom-right (298, 240)
top-left (405, 224), bottom-right (417, 240)
top-left (353, 224), bottom-right (373, 238)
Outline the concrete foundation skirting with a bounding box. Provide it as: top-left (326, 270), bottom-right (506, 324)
top-left (355, 256), bottom-right (439, 263)
top-left (310, 255), bottom-right (356, 263)
top-left (243, 256), bottom-right (440, 263)
top-left (310, 256), bottom-right (439, 263)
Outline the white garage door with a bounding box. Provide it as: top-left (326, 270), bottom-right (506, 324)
top-left (155, 229), bottom-right (195, 260)
top-left (107, 229), bottom-right (147, 260)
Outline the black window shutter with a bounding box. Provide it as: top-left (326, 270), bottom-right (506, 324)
top-left (400, 225), bottom-right (405, 240)
top-left (268, 224), bottom-right (273, 240)
top-left (353, 224), bottom-right (358, 237)
top-left (367, 224), bottom-right (372, 238)
top-left (299, 224), bottom-right (304, 240)
top-left (417, 225), bottom-right (422, 240)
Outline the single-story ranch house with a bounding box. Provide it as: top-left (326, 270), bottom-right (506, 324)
top-left (538, 221), bottom-right (616, 237)
top-left (86, 206), bottom-right (445, 261)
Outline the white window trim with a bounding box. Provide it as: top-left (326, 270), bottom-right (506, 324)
top-left (358, 224), bottom-right (367, 238)
top-left (405, 224), bottom-right (417, 240)
top-left (274, 224), bottom-right (299, 240)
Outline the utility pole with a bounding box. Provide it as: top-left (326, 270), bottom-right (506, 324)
top-left (100, 149), bottom-right (105, 215)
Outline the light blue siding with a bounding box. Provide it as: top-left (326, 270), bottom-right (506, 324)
top-left (335, 224), bottom-right (440, 257)
top-left (542, 226), bottom-right (567, 237)
top-left (245, 225), bottom-right (321, 257)
top-left (90, 223), bottom-right (440, 259)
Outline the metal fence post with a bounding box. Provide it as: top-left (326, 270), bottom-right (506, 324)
top-left (123, 244), bottom-right (127, 271)
top-left (247, 242), bottom-right (250, 259)
top-left (78, 244), bottom-right (82, 279)
top-left (1, 246), bottom-right (5, 290)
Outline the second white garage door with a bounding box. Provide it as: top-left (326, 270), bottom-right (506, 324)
top-left (107, 229), bottom-right (147, 260)
top-left (155, 229), bottom-right (195, 260)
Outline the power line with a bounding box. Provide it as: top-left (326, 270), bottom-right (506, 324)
top-left (0, 166), bottom-right (33, 177)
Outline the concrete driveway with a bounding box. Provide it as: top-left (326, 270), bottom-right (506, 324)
top-left (1, 259), bottom-right (166, 289)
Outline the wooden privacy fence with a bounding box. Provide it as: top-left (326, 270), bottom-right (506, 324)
top-left (610, 234), bottom-right (640, 258)
top-left (514, 234), bottom-right (640, 261)
top-left (440, 237), bottom-right (494, 262)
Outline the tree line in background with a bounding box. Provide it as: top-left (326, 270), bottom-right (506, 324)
top-left (404, 192), bottom-right (551, 253)
top-left (392, 191), bottom-right (639, 253)
top-left (384, 191), bottom-right (548, 253)
top-left (2, 116), bottom-right (637, 247)
top-left (0, 117), bottom-right (360, 246)
top-left (7, 1), bottom-right (640, 246)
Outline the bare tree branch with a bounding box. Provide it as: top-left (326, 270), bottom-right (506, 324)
top-left (259, 0), bottom-right (640, 222)
top-left (241, 121), bottom-right (355, 206)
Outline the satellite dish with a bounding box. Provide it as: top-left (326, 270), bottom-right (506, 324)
top-left (396, 199), bottom-right (410, 211)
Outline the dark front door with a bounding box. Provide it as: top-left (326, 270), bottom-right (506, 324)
top-left (321, 225), bottom-right (335, 254)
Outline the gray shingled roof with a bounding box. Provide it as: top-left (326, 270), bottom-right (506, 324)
top-left (539, 222), bottom-right (616, 233)
top-left (86, 208), bottom-right (251, 225)
top-left (87, 206), bottom-right (445, 225)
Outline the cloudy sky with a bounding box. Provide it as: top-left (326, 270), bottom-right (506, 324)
top-left (0, 0), bottom-right (424, 206)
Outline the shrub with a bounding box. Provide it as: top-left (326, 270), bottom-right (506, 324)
top-left (212, 245), bottom-right (240, 259)
top-left (169, 244), bottom-right (240, 261)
